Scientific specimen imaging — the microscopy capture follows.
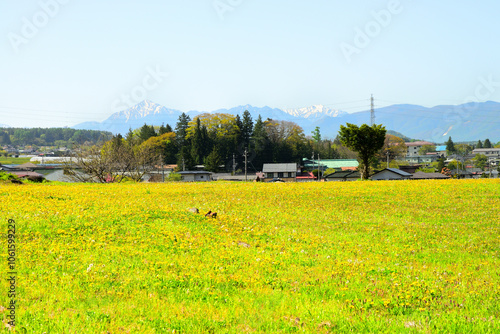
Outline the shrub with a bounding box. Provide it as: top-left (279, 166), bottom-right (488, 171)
top-left (416, 167), bottom-right (435, 173)
top-left (27, 175), bottom-right (45, 183)
top-left (167, 173), bottom-right (182, 181)
top-left (0, 171), bottom-right (19, 181)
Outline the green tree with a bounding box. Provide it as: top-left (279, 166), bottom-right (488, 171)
top-left (285, 123), bottom-right (308, 162)
top-left (142, 132), bottom-right (178, 164)
top-left (380, 134), bottom-right (406, 161)
top-left (455, 143), bottom-right (472, 156)
top-left (321, 140), bottom-right (340, 159)
top-left (235, 114), bottom-right (243, 146)
top-left (158, 123), bottom-right (168, 135)
top-left (338, 123), bottom-right (386, 180)
top-left (476, 140), bottom-right (483, 149)
top-left (190, 118), bottom-right (204, 165)
top-left (251, 115), bottom-right (269, 170)
top-left (186, 113), bottom-right (239, 140)
top-left (177, 146), bottom-right (194, 171)
top-left (324, 168), bottom-right (336, 176)
top-left (263, 119), bottom-right (306, 163)
top-left (418, 144), bottom-right (436, 155)
top-left (311, 126), bottom-right (321, 153)
top-left (484, 138), bottom-right (492, 148)
top-left (447, 159), bottom-right (465, 171)
top-left (139, 124), bottom-right (156, 142)
top-left (445, 136), bottom-right (455, 155)
top-left (125, 128), bottom-right (137, 147)
top-left (311, 126), bottom-right (321, 142)
top-left (436, 156), bottom-right (446, 172)
top-left (473, 154), bottom-right (488, 170)
top-left (204, 147), bottom-right (223, 172)
top-left (241, 110), bottom-right (253, 149)
top-left (1, 131), bottom-right (11, 145)
top-left (175, 113), bottom-right (191, 147)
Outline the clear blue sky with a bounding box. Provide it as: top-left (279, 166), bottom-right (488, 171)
top-left (1, 0), bottom-right (500, 127)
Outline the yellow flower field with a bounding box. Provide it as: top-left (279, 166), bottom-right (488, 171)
top-left (1, 179), bottom-right (500, 333)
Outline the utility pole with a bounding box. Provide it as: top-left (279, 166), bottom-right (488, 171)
top-left (370, 94), bottom-right (375, 126)
top-left (387, 151), bottom-right (390, 168)
top-left (244, 148), bottom-right (248, 182)
top-left (182, 157), bottom-right (185, 171)
top-left (233, 154), bottom-right (236, 175)
top-left (318, 153), bottom-right (321, 182)
top-left (160, 153), bottom-right (164, 182)
top-left (312, 151), bottom-right (315, 180)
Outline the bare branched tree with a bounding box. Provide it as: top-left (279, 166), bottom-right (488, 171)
top-left (64, 136), bottom-right (157, 183)
top-left (63, 145), bottom-right (110, 183)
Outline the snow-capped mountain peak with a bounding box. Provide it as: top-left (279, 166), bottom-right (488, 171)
top-left (112, 100), bottom-right (170, 121)
top-left (283, 105), bottom-right (345, 119)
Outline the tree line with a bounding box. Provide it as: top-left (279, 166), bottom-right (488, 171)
top-left (0, 127), bottom-right (113, 146)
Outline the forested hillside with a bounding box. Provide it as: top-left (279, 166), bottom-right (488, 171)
top-left (0, 128), bottom-right (113, 146)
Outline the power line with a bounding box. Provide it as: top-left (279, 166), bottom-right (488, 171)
top-left (283, 99), bottom-right (369, 110)
top-left (370, 94), bottom-right (375, 126)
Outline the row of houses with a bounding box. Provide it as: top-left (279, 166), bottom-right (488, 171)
top-left (3, 156), bottom-right (497, 183)
top-left (404, 141), bottom-right (500, 166)
top-left (121, 155), bottom-right (500, 182)
top-left (260, 164), bottom-right (454, 182)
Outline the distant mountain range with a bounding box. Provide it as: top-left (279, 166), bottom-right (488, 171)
top-left (73, 100), bottom-right (500, 143)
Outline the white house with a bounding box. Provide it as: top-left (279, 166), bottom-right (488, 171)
top-left (472, 148), bottom-right (500, 166)
top-left (262, 163), bottom-right (298, 182)
top-left (405, 141), bottom-right (434, 157)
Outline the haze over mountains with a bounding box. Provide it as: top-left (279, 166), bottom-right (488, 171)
top-left (72, 100), bottom-right (500, 143)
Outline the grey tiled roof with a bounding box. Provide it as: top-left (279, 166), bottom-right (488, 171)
top-left (178, 171), bottom-right (212, 175)
top-left (262, 163), bottom-right (297, 173)
top-left (385, 168), bottom-right (412, 176)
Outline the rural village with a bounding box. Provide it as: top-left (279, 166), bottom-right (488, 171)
top-left (1, 122), bottom-right (499, 183)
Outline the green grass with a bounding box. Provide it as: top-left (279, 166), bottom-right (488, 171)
top-left (0, 157), bottom-right (34, 165)
top-left (1, 180), bottom-right (499, 333)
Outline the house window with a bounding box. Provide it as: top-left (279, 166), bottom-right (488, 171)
top-left (278, 172), bottom-right (284, 178)
top-left (267, 172), bottom-right (274, 178)
top-left (200, 175), bottom-right (204, 179)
